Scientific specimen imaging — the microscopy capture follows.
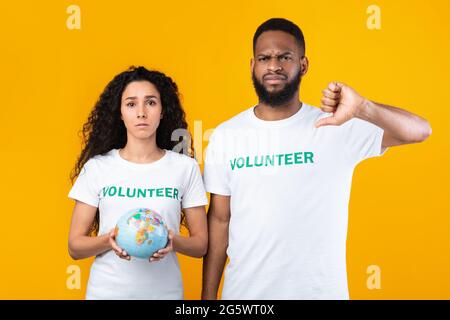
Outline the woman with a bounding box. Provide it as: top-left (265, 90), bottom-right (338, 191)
top-left (68, 66), bottom-right (208, 299)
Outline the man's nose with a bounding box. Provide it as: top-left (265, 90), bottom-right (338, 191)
top-left (267, 57), bottom-right (282, 72)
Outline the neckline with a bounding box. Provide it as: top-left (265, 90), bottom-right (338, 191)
top-left (114, 148), bottom-right (170, 168)
top-left (248, 102), bottom-right (309, 127)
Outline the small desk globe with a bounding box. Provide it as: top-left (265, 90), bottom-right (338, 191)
top-left (115, 208), bottom-right (169, 259)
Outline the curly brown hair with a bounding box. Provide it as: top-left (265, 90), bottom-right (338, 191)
top-left (71, 66), bottom-right (193, 235)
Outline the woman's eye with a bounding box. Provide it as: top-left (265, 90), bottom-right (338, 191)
top-left (127, 102), bottom-right (135, 107)
top-left (146, 100), bottom-right (156, 106)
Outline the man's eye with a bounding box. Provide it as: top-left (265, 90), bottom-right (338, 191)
top-left (259, 57), bottom-right (269, 61)
top-left (280, 56), bottom-right (291, 61)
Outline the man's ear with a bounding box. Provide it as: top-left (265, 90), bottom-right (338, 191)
top-left (250, 58), bottom-right (254, 72)
top-left (300, 56), bottom-right (309, 76)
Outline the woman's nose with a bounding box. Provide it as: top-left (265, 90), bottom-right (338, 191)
top-left (136, 105), bottom-right (147, 118)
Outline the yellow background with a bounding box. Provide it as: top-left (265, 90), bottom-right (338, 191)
top-left (0, 0), bottom-right (448, 299)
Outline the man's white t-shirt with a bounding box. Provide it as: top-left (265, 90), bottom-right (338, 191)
top-left (203, 103), bottom-right (387, 300)
top-left (68, 149), bottom-right (208, 300)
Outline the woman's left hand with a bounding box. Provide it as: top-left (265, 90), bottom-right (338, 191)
top-left (149, 229), bottom-right (174, 262)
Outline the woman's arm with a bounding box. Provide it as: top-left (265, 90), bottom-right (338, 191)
top-left (152, 205), bottom-right (208, 261)
top-left (68, 201), bottom-right (128, 260)
top-left (174, 205), bottom-right (208, 257)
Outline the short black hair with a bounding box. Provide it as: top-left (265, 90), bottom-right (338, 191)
top-left (253, 18), bottom-right (305, 55)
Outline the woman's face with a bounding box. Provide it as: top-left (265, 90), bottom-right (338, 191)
top-left (120, 80), bottom-right (163, 141)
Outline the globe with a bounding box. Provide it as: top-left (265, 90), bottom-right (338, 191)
top-left (115, 208), bottom-right (169, 259)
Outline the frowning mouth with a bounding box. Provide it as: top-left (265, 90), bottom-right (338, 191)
top-left (263, 75), bottom-right (287, 84)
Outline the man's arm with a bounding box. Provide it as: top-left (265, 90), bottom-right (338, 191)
top-left (315, 82), bottom-right (432, 149)
top-left (202, 194), bottom-right (230, 300)
top-left (355, 100), bottom-right (432, 150)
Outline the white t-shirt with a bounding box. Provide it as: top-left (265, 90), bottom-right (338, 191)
top-left (203, 103), bottom-right (387, 300)
top-left (68, 149), bottom-right (208, 300)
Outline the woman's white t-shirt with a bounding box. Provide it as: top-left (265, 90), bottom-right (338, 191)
top-left (68, 149), bottom-right (208, 300)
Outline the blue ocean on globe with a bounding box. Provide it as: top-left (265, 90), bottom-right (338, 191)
top-left (115, 208), bottom-right (169, 259)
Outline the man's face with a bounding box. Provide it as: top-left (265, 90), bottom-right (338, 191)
top-left (251, 30), bottom-right (308, 106)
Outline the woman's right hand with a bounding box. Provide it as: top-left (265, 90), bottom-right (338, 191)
top-left (109, 228), bottom-right (131, 260)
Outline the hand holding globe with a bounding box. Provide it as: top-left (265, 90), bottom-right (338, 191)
top-left (109, 229), bottom-right (131, 260)
top-left (149, 230), bottom-right (174, 262)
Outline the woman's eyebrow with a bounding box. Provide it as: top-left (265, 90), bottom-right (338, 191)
top-left (124, 95), bottom-right (158, 100)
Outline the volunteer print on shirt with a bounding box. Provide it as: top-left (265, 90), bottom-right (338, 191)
top-left (68, 149), bottom-right (208, 300)
top-left (203, 103), bottom-right (387, 300)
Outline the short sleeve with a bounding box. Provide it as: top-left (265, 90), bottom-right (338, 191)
top-left (343, 118), bottom-right (387, 164)
top-left (203, 129), bottom-right (231, 196)
top-left (181, 159), bottom-right (208, 209)
top-left (68, 159), bottom-right (100, 207)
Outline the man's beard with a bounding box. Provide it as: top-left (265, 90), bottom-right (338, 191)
top-left (252, 69), bottom-right (301, 107)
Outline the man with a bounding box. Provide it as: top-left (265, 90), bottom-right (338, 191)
top-left (202, 18), bottom-right (431, 300)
